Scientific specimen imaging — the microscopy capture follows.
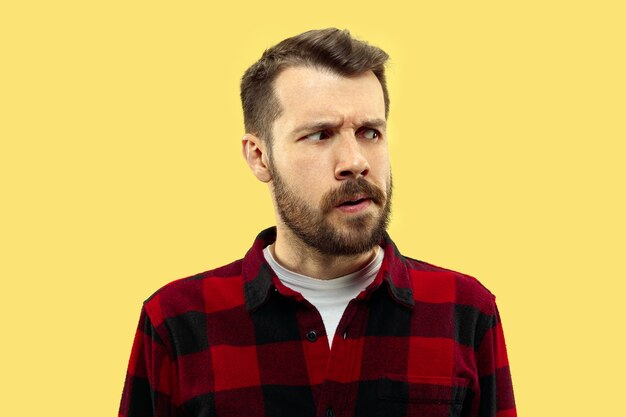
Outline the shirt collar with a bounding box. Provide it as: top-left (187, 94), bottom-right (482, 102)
top-left (242, 227), bottom-right (414, 312)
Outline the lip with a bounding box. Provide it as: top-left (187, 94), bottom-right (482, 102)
top-left (335, 197), bottom-right (372, 214)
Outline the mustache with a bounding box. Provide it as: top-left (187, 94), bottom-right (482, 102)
top-left (320, 178), bottom-right (386, 213)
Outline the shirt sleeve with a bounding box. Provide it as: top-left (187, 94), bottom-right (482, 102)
top-left (119, 305), bottom-right (176, 417)
top-left (475, 300), bottom-right (517, 417)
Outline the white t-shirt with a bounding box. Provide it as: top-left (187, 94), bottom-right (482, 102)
top-left (263, 246), bottom-right (384, 347)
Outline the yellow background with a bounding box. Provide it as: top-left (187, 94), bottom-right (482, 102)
top-left (1, 1), bottom-right (624, 415)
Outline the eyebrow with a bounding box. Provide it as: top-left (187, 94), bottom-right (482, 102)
top-left (291, 118), bottom-right (387, 137)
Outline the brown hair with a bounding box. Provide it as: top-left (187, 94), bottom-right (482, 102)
top-left (240, 28), bottom-right (390, 146)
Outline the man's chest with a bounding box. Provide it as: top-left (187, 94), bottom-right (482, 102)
top-left (169, 290), bottom-right (481, 417)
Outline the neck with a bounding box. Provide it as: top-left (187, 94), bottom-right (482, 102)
top-left (272, 225), bottom-right (379, 280)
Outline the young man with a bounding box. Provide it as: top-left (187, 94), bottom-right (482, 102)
top-left (120, 28), bottom-right (516, 417)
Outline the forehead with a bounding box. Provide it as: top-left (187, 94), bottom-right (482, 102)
top-left (272, 66), bottom-right (386, 134)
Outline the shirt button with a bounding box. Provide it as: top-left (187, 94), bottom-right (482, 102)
top-left (325, 407), bottom-right (335, 417)
top-left (306, 330), bottom-right (318, 342)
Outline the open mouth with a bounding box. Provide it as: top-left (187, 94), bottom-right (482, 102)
top-left (338, 197), bottom-right (369, 207)
top-left (336, 194), bottom-right (372, 210)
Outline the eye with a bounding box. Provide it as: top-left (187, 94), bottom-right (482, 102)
top-left (303, 131), bottom-right (331, 141)
top-left (358, 127), bottom-right (380, 140)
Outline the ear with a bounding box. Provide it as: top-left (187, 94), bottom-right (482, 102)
top-left (242, 133), bottom-right (272, 183)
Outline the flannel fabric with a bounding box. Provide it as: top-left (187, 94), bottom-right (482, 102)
top-left (120, 227), bottom-right (516, 417)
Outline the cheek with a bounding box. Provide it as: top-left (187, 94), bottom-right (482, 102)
top-left (370, 159), bottom-right (392, 196)
top-left (282, 151), bottom-right (332, 181)
top-left (275, 158), bottom-right (329, 199)
top-left (297, 175), bottom-right (328, 201)
top-left (368, 153), bottom-right (391, 178)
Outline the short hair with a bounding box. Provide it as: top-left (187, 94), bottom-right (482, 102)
top-left (240, 28), bottom-right (390, 146)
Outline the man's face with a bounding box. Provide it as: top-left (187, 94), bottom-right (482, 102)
top-left (267, 66), bottom-right (392, 256)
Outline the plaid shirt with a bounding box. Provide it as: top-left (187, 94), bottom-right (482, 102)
top-left (120, 227), bottom-right (516, 417)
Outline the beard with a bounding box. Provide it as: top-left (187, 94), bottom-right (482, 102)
top-left (270, 164), bottom-right (392, 256)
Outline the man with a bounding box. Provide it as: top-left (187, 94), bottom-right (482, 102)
top-left (120, 28), bottom-right (516, 417)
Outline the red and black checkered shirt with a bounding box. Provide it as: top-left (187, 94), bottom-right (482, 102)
top-left (120, 227), bottom-right (516, 417)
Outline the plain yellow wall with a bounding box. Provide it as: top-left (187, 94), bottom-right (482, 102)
top-left (1, 1), bottom-right (624, 415)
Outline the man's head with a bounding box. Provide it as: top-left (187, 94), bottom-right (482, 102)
top-left (240, 28), bottom-right (390, 147)
top-left (241, 29), bottom-right (392, 256)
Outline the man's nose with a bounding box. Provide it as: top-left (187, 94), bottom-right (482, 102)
top-left (334, 134), bottom-right (370, 180)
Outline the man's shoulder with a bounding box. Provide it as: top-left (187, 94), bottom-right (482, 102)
top-left (142, 258), bottom-right (247, 322)
top-left (402, 255), bottom-right (497, 313)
